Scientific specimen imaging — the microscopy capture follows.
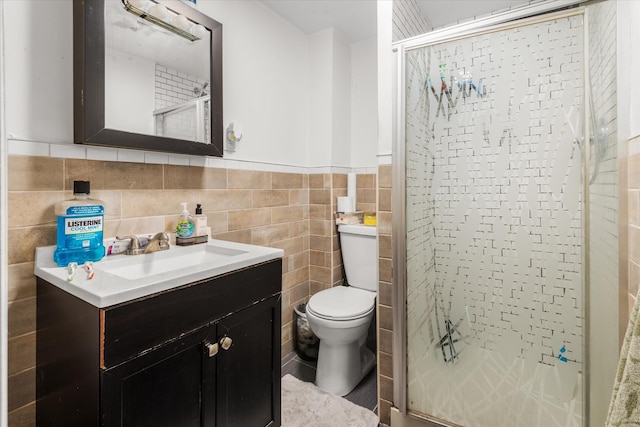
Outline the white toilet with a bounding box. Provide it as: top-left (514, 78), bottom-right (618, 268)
top-left (306, 224), bottom-right (377, 396)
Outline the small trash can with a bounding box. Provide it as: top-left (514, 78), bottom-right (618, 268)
top-left (294, 303), bottom-right (319, 361)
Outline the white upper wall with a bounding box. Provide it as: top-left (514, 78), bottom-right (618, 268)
top-left (5, 0), bottom-right (73, 144)
top-left (3, 0), bottom-right (377, 169)
top-left (351, 38), bottom-right (378, 168)
top-left (331, 29), bottom-right (352, 168)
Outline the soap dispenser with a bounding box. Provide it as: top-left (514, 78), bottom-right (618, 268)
top-left (194, 204), bottom-right (208, 237)
top-left (176, 202), bottom-right (195, 238)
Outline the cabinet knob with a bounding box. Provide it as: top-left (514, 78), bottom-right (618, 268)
top-left (205, 342), bottom-right (219, 357)
top-left (219, 336), bottom-right (233, 351)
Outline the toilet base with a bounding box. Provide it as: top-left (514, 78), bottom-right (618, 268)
top-left (315, 340), bottom-right (376, 396)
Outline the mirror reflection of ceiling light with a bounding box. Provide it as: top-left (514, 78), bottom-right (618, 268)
top-left (122, 0), bottom-right (207, 42)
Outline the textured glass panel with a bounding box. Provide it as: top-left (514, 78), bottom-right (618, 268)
top-left (405, 15), bottom-right (584, 427)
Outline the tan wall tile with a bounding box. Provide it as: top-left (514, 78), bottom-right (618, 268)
top-left (309, 205), bottom-right (330, 220)
top-left (228, 170), bottom-right (271, 189)
top-left (289, 189), bottom-right (309, 206)
top-left (379, 351), bottom-right (393, 378)
top-left (357, 202), bottom-right (376, 213)
top-left (309, 174), bottom-right (328, 189)
top-left (378, 328), bottom-right (393, 354)
top-left (8, 263), bottom-right (36, 302)
top-left (378, 165), bottom-right (392, 189)
top-left (205, 211), bottom-right (228, 234)
top-left (252, 190), bottom-right (289, 208)
top-left (281, 289), bottom-right (291, 310)
top-left (283, 266), bottom-right (309, 291)
top-left (379, 235), bottom-right (392, 259)
top-left (8, 368), bottom-right (35, 412)
top-left (379, 188), bottom-right (391, 212)
top-left (377, 211), bottom-right (392, 235)
top-left (121, 190), bottom-right (202, 217)
top-left (357, 174), bottom-right (376, 189)
top-left (272, 173), bottom-right (304, 189)
top-left (357, 188), bottom-right (376, 204)
top-left (8, 332), bottom-right (35, 376)
top-left (273, 236), bottom-right (305, 257)
top-left (309, 219), bottom-right (331, 237)
top-left (331, 265), bottom-right (344, 284)
top-left (379, 281), bottom-right (392, 307)
top-left (9, 156), bottom-right (64, 191)
top-left (251, 224), bottom-right (291, 246)
top-left (309, 235), bottom-right (331, 253)
top-left (378, 304), bottom-right (393, 331)
top-left (332, 174), bottom-right (347, 189)
top-left (8, 192), bottom-right (60, 227)
top-left (212, 229), bottom-right (251, 244)
top-left (164, 165), bottom-right (227, 189)
top-left (309, 281), bottom-right (329, 296)
top-left (8, 226), bottom-right (55, 264)
top-left (309, 189), bottom-right (330, 205)
top-left (309, 265), bottom-right (331, 284)
top-left (287, 251), bottom-right (309, 272)
top-left (331, 250), bottom-right (342, 268)
top-left (310, 250), bottom-right (328, 267)
top-left (8, 297), bottom-right (35, 339)
top-left (281, 337), bottom-right (294, 357)
top-left (290, 282), bottom-right (310, 303)
top-left (379, 374), bottom-right (393, 402)
top-left (379, 258), bottom-right (392, 283)
top-left (290, 220), bottom-right (309, 237)
top-left (333, 188), bottom-right (348, 200)
top-left (66, 160), bottom-right (163, 190)
top-left (108, 216), bottom-right (165, 238)
top-left (228, 208), bottom-right (271, 231)
top-left (8, 401), bottom-right (35, 427)
top-left (272, 205), bottom-right (305, 224)
top-left (89, 190), bottom-right (123, 219)
top-left (202, 190), bottom-right (252, 212)
top-left (378, 399), bottom-right (391, 426)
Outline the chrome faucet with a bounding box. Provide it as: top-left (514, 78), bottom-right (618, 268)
top-left (116, 232), bottom-right (170, 255)
top-left (144, 232), bottom-right (170, 253)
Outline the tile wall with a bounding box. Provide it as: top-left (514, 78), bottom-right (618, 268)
top-left (6, 154), bottom-right (377, 426)
top-left (376, 165), bottom-right (393, 426)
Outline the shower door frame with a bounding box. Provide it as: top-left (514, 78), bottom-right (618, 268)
top-left (392, 2), bottom-right (591, 425)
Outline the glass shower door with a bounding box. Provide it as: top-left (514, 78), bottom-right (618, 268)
top-left (404, 14), bottom-right (585, 427)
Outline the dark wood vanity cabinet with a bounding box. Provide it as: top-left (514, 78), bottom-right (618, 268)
top-left (36, 259), bottom-right (282, 427)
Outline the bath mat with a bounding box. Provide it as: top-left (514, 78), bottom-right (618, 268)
top-left (281, 374), bottom-right (378, 427)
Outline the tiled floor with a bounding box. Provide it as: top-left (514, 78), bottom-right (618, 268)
top-left (281, 351), bottom-right (378, 413)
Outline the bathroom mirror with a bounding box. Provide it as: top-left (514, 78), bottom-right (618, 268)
top-left (73, 0), bottom-right (223, 156)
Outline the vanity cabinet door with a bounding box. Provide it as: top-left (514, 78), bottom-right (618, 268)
top-left (216, 295), bottom-right (281, 427)
top-left (100, 326), bottom-right (218, 427)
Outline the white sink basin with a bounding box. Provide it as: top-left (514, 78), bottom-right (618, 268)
top-left (95, 244), bottom-right (249, 281)
top-left (35, 239), bottom-right (284, 308)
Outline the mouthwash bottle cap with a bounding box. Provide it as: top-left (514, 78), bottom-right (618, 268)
top-left (196, 204), bottom-right (202, 215)
top-left (74, 180), bottom-right (90, 195)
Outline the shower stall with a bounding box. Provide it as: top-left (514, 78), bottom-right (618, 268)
top-left (392, 2), bottom-right (620, 426)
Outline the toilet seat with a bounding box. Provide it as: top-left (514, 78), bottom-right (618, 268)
top-left (307, 286), bottom-right (375, 321)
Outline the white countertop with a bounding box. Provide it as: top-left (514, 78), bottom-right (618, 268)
top-left (35, 239), bottom-right (284, 308)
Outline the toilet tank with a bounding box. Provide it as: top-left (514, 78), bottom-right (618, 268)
top-left (338, 224), bottom-right (377, 292)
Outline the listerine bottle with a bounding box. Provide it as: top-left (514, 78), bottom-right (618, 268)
top-left (53, 180), bottom-right (106, 266)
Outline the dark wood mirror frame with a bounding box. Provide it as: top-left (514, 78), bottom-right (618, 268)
top-left (73, 0), bottom-right (223, 157)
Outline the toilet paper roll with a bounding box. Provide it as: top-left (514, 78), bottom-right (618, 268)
top-left (337, 196), bottom-right (354, 213)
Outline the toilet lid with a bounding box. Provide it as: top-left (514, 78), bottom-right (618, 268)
top-left (307, 286), bottom-right (375, 320)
